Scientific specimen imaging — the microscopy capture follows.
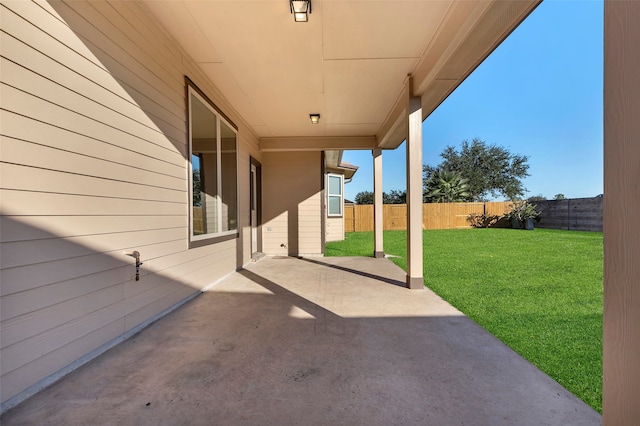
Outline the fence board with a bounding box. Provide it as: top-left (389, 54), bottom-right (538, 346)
top-left (384, 205), bottom-right (407, 230)
top-left (344, 202), bottom-right (512, 232)
top-left (535, 197), bottom-right (603, 232)
top-left (355, 205), bottom-right (374, 232)
top-left (343, 199), bottom-right (601, 232)
top-left (344, 205), bottom-right (355, 233)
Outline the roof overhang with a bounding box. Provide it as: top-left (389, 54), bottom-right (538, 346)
top-left (143, 0), bottom-right (541, 151)
top-left (325, 150), bottom-right (359, 180)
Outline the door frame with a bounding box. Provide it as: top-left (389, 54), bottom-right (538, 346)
top-left (250, 157), bottom-right (262, 257)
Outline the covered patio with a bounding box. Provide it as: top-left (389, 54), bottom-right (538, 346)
top-left (1, 257), bottom-right (600, 425)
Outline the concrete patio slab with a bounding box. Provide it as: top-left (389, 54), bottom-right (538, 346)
top-left (1, 256), bottom-right (601, 425)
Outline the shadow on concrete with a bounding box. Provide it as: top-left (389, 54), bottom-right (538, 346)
top-left (298, 257), bottom-right (406, 288)
top-left (1, 256), bottom-right (602, 425)
top-left (238, 269), bottom-right (342, 321)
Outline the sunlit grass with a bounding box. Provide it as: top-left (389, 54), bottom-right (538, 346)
top-left (326, 228), bottom-right (603, 413)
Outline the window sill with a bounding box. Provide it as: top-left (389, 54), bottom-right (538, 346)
top-left (189, 232), bottom-right (238, 249)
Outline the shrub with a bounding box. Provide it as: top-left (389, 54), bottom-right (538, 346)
top-left (467, 212), bottom-right (501, 228)
top-left (504, 200), bottom-right (541, 223)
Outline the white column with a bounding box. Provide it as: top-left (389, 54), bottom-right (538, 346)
top-left (373, 149), bottom-right (384, 258)
top-left (406, 95), bottom-right (423, 289)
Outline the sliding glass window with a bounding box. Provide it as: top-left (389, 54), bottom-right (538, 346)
top-left (188, 86), bottom-right (237, 243)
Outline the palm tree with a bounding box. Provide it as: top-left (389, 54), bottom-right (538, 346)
top-left (424, 170), bottom-right (471, 203)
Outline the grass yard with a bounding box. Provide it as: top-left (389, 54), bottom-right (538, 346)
top-left (325, 228), bottom-right (603, 413)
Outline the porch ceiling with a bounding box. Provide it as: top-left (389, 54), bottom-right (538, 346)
top-left (143, 0), bottom-right (540, 149)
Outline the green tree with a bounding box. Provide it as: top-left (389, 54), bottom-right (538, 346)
top-left (424, 170), bottom-right (471, 203)
top-left (527, 194), bottom-right (547, 202)
top-left (385, 189), bottom-right (406, 204)
top-left (354, 191), bottom-right (374, 205)
top-left (423, 138), bottom-right (530, 201)
top-left (354, 189), bottom-right (407, 204)
top-left (554, 193), bottom-right (566, 200)
top-left (192, 169), bottom-right (202, 206)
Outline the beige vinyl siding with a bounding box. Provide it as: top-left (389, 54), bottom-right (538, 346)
top-left (326, 216), bottom-right (345, 242)
top-left (0, 0), bottom-right (260, 407)
top-left (262, 152), bottom-right (322, 256)
top-left (299, 193), bottom-right (322, 254)
top-left (1, 6), bottom-right (186, 158)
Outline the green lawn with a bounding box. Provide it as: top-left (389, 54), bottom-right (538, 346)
top-left (325, 228), bottom-right (603, 413)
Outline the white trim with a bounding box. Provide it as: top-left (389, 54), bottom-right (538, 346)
top-left (191, 228), bottom-right (238, 242)
top-left (327, 173), bottom-right (343, 217)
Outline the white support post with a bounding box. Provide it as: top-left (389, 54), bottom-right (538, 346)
top-left (373, 149), bottom-right (384, 258)
top-left (406, 94), bottom-right (424, 289)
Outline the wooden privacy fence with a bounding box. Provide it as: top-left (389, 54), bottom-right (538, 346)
top-left (344, 202), bottom-right (511, 232)
top-left (193, 206), bottom-right (204, 234)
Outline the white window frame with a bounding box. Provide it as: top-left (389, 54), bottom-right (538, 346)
top-left (327, 173), bottom-right (344, 217)
top-left (188, 85), bottom-right (238, 244)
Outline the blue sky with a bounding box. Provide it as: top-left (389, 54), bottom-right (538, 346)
top-left (343, 0), bottom-right (603, 202)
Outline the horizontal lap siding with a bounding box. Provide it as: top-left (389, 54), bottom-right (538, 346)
top-left (1, 6), bottom-right (186, 159)
top-left (1, 320), bottom-right (126, 406)
top-left (326, 216), bottom-right (344, 242)
top-left (1, 110), bottom-right (184, 179)
top-left (0, 0), bottom-right (259, 405)
top-left (299, 195), bottom-right (321, 254)
top-left (262, 152), bottom-right (322, 256)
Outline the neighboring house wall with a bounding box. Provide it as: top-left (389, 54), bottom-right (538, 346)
top-left (262, 152), bottom-right (322, 256)
top-left (0, 1), bottom-right (260, 408)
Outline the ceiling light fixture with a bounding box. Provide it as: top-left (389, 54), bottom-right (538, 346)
top-left (290, 0), bottom-right (311, 22)
top-left (310, 113), bottom-right (320, 124)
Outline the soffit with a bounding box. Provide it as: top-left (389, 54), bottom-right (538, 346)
top-left (143, 0), bottom-right (540, 148)
top-left (325, 150), bottom-right (358, 180)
